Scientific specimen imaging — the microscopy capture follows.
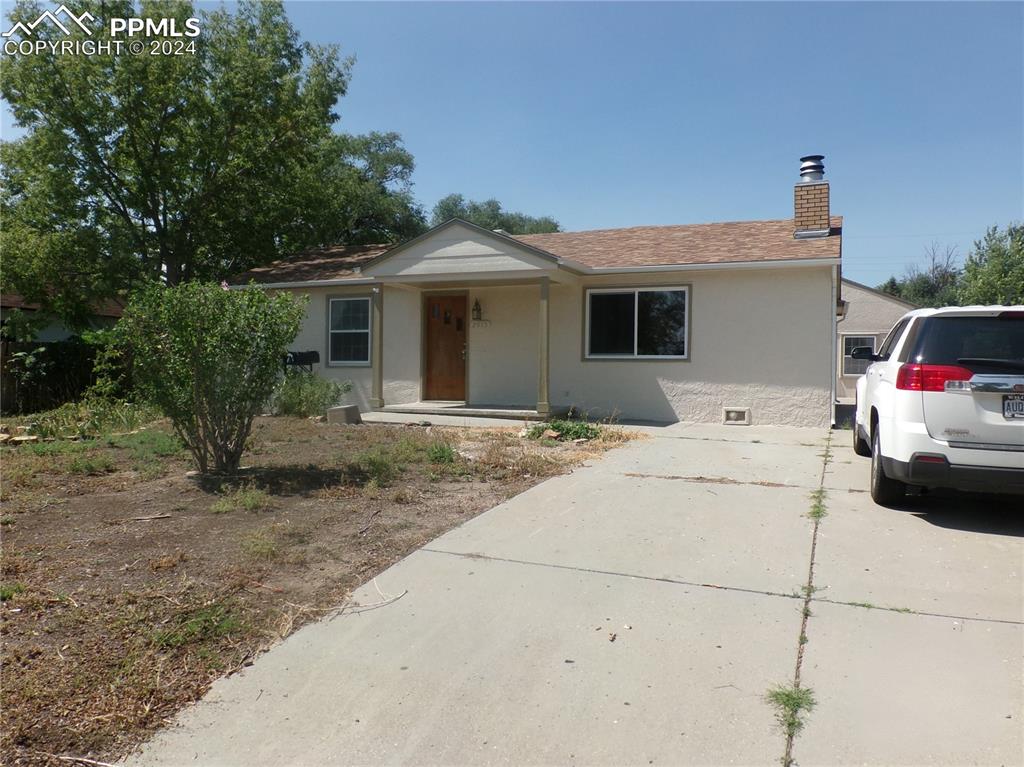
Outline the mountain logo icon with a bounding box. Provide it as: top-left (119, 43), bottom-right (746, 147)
top-left (3, 4), bottom-right (95, 37)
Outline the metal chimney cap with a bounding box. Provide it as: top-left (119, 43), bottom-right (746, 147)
top-left (799, 154), bottom-right (825, 182)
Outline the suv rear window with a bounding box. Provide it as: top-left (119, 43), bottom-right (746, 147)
top-left (908, 314), bottom-right (1024, 373)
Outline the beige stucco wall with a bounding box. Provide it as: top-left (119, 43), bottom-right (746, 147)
top-left (273, 264), bottom-right (834, 427)
top-left (548, 267), bottom-right (834, 426)
top-left (467, 286), bottom-right (538, 406)
top-left (835, 281), bottom-right (913, 401)
top-left (274, 285), bottom-right (421, 411)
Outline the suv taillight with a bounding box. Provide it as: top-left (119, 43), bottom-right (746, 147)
top-left (896, 363), bottom-right (973, 392)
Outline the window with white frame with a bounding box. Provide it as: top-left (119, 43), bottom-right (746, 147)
top-left (586, 287), bottom-right (689, 359)
top-left (842, 335), bottom-right (875, 375)
top-left (328, 297), bottom-right (371, 364)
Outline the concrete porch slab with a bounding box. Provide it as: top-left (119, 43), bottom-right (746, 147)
top-left (380, 402), bottom-right (570, 422)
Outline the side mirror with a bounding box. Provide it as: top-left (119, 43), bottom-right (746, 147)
top-left (850, 346), bottom-right (879, 362)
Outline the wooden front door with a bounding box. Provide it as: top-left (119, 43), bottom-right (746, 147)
top-left (424, 295), bottom-right (467, 400)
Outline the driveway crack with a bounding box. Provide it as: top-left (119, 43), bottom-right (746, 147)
top-left (768, 430), bottom-right (832, 767)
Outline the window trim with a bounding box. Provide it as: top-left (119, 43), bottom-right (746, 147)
top-left (584, 285), bottom-right (690, 361)
top-left (326, 295), bottom-right (372, 367)
top-left (841, 334), bottom-right (876, 376)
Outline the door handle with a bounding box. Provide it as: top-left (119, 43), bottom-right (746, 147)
top-left (461, 345), bottom-right (466, 361)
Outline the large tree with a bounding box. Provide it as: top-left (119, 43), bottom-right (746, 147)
top-left (431, 193), bottom-right (560, 234)
top-left (1, 0), bottom-right (424, 329)
top-left (958, 224), bottom-right (1024, 305)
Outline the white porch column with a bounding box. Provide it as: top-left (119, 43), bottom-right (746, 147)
top-left (537, 277), bottom-right (551, 416)
top-left (370, 286), bottom-right (384, 409)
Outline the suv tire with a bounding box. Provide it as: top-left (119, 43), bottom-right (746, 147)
top-left (870, 428), bottom-right (906, 506)
top-left (853, 424), bottom-right (871, 457)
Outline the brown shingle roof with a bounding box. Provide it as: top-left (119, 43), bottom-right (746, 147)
top-left (231, 217), bottom-right (842, 284)
top-left (0, 293), bottom-right (125, 317)
top-left (233, 243), bottom-right (390, 285)
top-left (516, 217), bottom-right (842, 269)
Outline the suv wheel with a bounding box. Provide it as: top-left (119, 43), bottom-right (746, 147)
top-left (853, 424), bottom-right (871, 457)
top-left (870, 428), bottom-right (906, 506)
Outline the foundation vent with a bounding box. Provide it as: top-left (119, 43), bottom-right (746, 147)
top-left (723, 407), bottom-right (752, 426)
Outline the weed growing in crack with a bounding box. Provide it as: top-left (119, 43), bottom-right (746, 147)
top-left (766, 683), bottom-right (817, 743)
top-left (808, 488), bottom-right (828, 520)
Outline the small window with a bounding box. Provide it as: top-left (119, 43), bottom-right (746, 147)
top-left (328, 297), bottom-right (371, 365)
top-left (586, 287), bottom-right (688, 359)
top-left (842, 336), bottom-right (876, 375)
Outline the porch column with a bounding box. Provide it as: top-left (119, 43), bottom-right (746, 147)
top-left (537, 277), bottom-right (551, 416)
top-left (369, 286), bottom-right (384, 409)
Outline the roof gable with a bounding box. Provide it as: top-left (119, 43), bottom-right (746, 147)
top-left (361, 219), bottom-right (562, 278)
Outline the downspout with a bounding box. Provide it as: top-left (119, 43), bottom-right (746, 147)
top-left (830, 263), bottom-right (839, 426)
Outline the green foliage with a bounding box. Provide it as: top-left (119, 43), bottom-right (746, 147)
top-left (876, 245), bottom-right (960, 308)
top-left (106, 430), bottom-right (185, 460)
top-left (240, 530), bottom-right (279, 560)
top-left (272, 370), bottom-right (351, 417)
top-left (152, 603), bottom-right (242, 649)
top-left (68, 455), bottom-right (117, 475)
top-left (355, 448), bottom-right (402, 487)
top-left (808, 488), bottom-right (828, 521)
top-left (24, 440), bottom-right (89, 456)
top-left (427, 441), bottom-right (457, 464)
top-left (765, 684), bottom-right (816, 740)
top-left (959, 224), bottom-right (1024, 305)
top-left (431, 194), bottom-right (560, 234)
top-left (0, 0), bottom-right (423, 326)
top-left (210, 486), bottom-right (273, 514)
top-left (114, 282), bottom-right (305, 473)
top-left (0, 583), bottom-right (25, 602)
top-left (526, 419), bottom-right (602, 441)
top-left (16, 397), bottom-right (160, 439)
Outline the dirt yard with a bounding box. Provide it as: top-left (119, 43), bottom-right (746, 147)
top-left (0, 416), bottom-right (630, 766)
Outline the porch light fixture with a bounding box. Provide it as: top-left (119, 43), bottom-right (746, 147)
top-left (472, 299), bottom-right (482, 321)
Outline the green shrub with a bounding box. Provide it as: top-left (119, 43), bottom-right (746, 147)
top-left (106, 430), bottom-right (185, 460)
top-left (427, 441), bottom-right (456, 464)
top-left (526, 419), bottom-right (601, 442)
top-left (24, 440), bottom-right (89, 456)
top-left (68, 455), bottom-right (117, 475)
top-left (272, 370), bottom-right (351, 417)
top-left (17, 397), bottom-right (160, 439)
top-left (152, 603), bottom-right (242, 649)
top-left (0, 583), bottom-right (25, 602)
top-left (240, 530), bottom-right (279, 560)
top-left (355, 447), bottom-right (401, 487)
top-left (210, 486), bottom-right (273, 514)
top-left (115, 282), bottom-right (306, 473)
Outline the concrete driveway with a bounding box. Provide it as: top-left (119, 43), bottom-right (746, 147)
top-left (129, 422), bottom-right (1023, 766)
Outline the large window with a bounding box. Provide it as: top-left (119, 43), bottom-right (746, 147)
top-left (586, 287), bottom-right (689, 359)
top-left (842, 335), bottom-right (875, 375)
top-left (328, 297), bottom-right (371, 365)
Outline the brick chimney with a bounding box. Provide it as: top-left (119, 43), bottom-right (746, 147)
top-left (794, 154), bottom-right (830, 238)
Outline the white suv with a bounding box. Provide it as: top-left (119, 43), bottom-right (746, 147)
top-left (852, 306), bottom-right (1024, 505)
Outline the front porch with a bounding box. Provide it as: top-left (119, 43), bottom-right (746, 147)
top-left (362, 221), bottom-right (579, 418)
top-left (380, 401), bottom-right (570, 422)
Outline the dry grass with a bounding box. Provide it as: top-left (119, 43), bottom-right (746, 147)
top-left (0, 416), bottom-right (632, 766)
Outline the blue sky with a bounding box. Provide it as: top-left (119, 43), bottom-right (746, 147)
top-left (3, 1), bottom-right (1022, 286)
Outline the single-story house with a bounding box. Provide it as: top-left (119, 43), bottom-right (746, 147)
top-left (835, 279), bottom-right (918, 402)
top-left (233, 156), bottom-right (843, 427)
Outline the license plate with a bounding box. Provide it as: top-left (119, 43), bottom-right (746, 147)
top-left (1004, 394), bottom-right (1024, 419)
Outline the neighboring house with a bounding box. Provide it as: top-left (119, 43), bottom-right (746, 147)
top-left (233, 156), bottom-right (843, 427)
top-left (0, 294), bottom-right (124, 341)
top-left (835, 280), bottom-right (918, 403)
